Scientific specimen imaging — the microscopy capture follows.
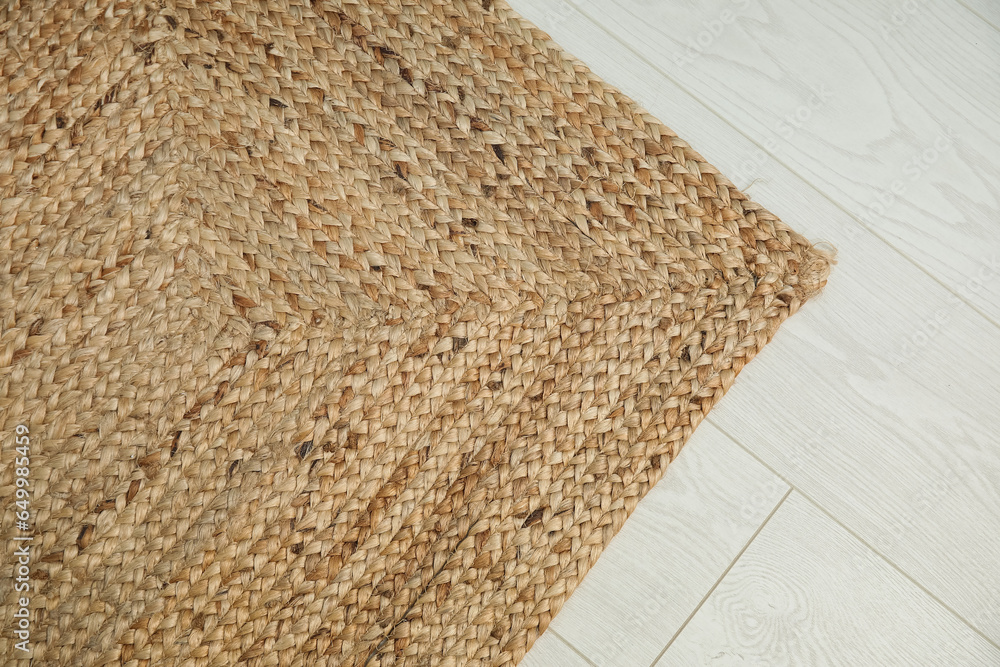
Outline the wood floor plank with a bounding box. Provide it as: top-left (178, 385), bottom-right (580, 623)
top-left (533, 424), bottom-right (788, 667)
top-left (657, 493), bottom-right (1000, 666)
top-left (959, 0), bottom-right (1000, 30)
top-left (531, 0), bottom-right (1000, 324)
top-left (510, 0), bottom-right (1000, 646)
top-left (521, 633), bottom-right (595, 667)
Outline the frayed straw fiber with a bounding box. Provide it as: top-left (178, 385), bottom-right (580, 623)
top-left (0, 0), bottom-right (831, 665)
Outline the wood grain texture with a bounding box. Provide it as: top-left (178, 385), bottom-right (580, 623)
top-left (547, 0), bottom-right (1000, 324)
top-left (521, 632), bottom-right (595, 667)
top-left (658, 493), bottom-right (1000, 667)
top-left (511, 0), bottom-right (1000, 649)
top-left (959, 0), bottom-right (1000, 30)
top-left (539, 423), bottom-right (787, 667)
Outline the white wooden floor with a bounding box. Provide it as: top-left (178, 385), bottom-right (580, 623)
top-left (505, 1), bottom-right (1000, 665)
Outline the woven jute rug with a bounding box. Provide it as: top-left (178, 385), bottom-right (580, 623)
top-left (0, 0), bottom-right (831, 665)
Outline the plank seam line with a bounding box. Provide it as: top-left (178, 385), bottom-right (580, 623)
top-left (646, 486), bottom-right (793, 666)
top-left (708, 419), bottom-right (1000, 653)
top-left (563, 0), bottom-right (1000, 332)
top-left (548, 630), bottom-right (600, 667)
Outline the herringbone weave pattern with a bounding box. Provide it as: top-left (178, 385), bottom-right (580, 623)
top-left (0, 0), bottom-right (831, 664)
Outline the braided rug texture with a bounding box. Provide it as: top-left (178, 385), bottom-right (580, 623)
top-left (0, 0), bottom-right (832, 664)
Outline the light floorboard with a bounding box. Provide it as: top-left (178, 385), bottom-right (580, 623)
top-left (539, 0), bottom-right (1000, 325)
top-left (959, 0), bottom-right (1000, 30)
top-left (545, 424), bottom-right (788, 667)
top-left (658, 493), bottom-right (1000, 666)
top-left (520, 632), bottom-right (595, 667)
top-left (508, 0), bottom-right (1000, 659)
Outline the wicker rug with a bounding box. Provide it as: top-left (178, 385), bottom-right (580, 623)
top-left (0, 0), bottom-right (830, 665)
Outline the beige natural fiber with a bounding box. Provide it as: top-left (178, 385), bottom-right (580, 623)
top-left (0, 0), bottom-right (831, 664)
